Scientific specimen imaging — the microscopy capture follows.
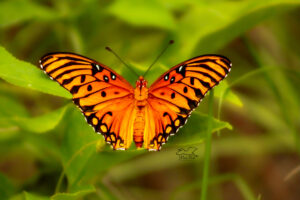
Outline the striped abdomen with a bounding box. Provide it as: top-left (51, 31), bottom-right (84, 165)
top-left (133, 106), bottom-right (145, 148)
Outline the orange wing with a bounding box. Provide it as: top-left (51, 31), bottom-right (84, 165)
top-left (145, 54), bottom-right (231, 150)
top-left (39, 52), bottom-right (135, 150)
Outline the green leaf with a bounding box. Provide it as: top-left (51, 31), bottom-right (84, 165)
top-left (108, 0), bottom-right (176, 30)
top-left (0, 0), bottom-right (58, 28)
top-left (0, 46), bottom-right (71, 99)
top-left (24, 192), bottom-right (49, 200)
top-left (78, 149), bottom-right (144, 185)
top-left (0, 173), bottom-right (15, 200)
top-left (214, 81), bottom-right (243, 107)
top-left (168, 112), bottom-right (232, 146)
top-left (0, 95), bottom-right (28, 118)
top-left (51, 185), bottom-right (95, 200)
top-left (22, 133), bottom-right (62, 166)
top-left (59, 107), bottom-right (99, 189)
top-left (0, 95), bottom-right (28, 140)
top-left (59, 107), bottom-right (143, 190)
top-left (11, 105), bottom-right (70, 134)
top-left (0, 95), bottom-right (28, 128)
top-left (176, 0), bottom-right (300, 56)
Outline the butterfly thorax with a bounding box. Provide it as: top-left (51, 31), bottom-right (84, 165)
top-left (134, 76), bottom-right (148, 102)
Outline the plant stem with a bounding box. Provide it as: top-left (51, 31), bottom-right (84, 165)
top-left (200, 90), bottom-right (214, 200)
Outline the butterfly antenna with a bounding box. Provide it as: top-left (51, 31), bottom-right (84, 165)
top-left (143, 40), bottom-right (174, 77)
top-left (105, 47), bottom-right (139, 77)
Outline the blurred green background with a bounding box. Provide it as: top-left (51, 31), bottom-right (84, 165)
top-left (0, 0), bottom-right (300, 199)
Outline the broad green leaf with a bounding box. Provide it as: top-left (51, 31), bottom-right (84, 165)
top-left (24, 192), bottom-right (49, 200)
top-left (0, 173), bottom-right (15, 200)
top-left (0, 46), bottom-right (71, 98)
top-left (108, 0), bottom-right (176, 30)
top-left (51, 184), bottom-right (95, 200)
top-left (177, 0), bottom-right (300, 56)
top-left (0, 0), bottom-right (58, 28)
top-left (11, 105), bottom-right (69, 134)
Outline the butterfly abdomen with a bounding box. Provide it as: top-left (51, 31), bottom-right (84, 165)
top-left (133, 105), bottom-right (146, 148)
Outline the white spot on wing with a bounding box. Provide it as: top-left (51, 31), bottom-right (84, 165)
top-left (164, 74), bottom-right (169, 80)
top-left (178, 65), bottom-right (183, 72)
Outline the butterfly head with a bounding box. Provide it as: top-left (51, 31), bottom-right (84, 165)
top-left (136, 76), bottom-right (148, 88)
top-left (134, 76), bottom-right (148, 101)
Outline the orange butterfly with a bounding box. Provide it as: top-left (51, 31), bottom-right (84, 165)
top-left (39, 52), bottom-right (231, 151)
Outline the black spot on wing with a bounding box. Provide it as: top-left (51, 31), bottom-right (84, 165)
top-left (190, 77), bottom-right (195, 85)
top-left (70, 85), bottom-right (80, 94)
top-left (179, 107), bottom-right (189, 115)
top-left (62, 77), bottom-right (75, 85)
top-left (183, 87), bottom-right (188, 93)
top-left (170, 77), bottom-right (175, 83)
top-left (73, 98), bottom-right (80, 106)
top-left (111, 72), bottom-right (116, 80)
top-left (187, 99), bottom-right (198, 110)
top-left (81, 104), bottom-right (96, 112)
top-left (199, 80), bottom-right (211, 88)
top-left (194, 88), bottom-right (203, 98)
top-left (171, 92), bottom-right (175, 99)
top-left (103, 75), bottom-right (109, 82)
top-left (91, 63), bottom-right (103, 75)
top-left (176, 65), bottom-right (186, 76)
top-left (164, 74), bottom-right (169, 81)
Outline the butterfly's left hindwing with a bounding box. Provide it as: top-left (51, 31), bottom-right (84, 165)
top-left (40, 53), bottom-right (135, 150)
top-left (146, 55), bottom-right (231, 150)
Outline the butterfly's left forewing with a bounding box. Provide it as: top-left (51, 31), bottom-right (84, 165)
top-left (40, 53), bottom-right (135, 149)
top-left (146, 55), bottom-right (231, 150)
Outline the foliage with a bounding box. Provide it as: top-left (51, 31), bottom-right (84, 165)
top-left (0, 0), bottom-right (300, 200)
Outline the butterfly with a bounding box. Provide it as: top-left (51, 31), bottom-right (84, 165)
top-left (39, 52), bottom-right (231, 151)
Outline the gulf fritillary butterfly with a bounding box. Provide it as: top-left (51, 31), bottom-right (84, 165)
top-left (39, 52), bottom-right (231, 151)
